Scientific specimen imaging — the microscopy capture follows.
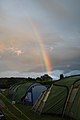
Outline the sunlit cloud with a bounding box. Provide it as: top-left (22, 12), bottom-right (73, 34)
top-left (0, 43), bottom-right (24, 56)
top-left (15, 50), bottom-right (23, 56)
top-left (10, 47), bottom-right (24, 56)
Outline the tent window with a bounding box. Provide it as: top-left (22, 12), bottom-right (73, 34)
top-left (69, 88), bottom-right (78, 103)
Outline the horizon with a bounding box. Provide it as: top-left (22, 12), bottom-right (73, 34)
top-left (0, 70), bottom-right (80, 80)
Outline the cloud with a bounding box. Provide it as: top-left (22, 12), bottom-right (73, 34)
top-left (0, 70), bottom-right (46, 78)
top-left (0, 70), bottom-right (80, 80)
top-left (0, 0), bottom-right (80, 74)
top-left (0, 69), bottom-right (65, 79)
top-left (10, 47), bottom-right (24, 56)
top-left (35, 0), bottom-right (80, 34)
top-left (64, 70), bottom-right (80, 77)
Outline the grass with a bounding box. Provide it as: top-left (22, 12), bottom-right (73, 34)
top-left (0, 93), bottom-right (31, 120)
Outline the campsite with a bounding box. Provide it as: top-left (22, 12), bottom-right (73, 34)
top-left (0, 74), bottom-right (80, 120)
top-left (0, 0), bottom-right (80, 119)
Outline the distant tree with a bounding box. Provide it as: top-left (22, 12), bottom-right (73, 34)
top-left (60, 74), bottom-right (64, 79)
top-left (36, 77), bottom-right (41, 81)
top-left (41, 74), bottom-right (53, 81)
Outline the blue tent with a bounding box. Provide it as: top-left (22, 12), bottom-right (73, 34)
top-left (24, 83), bottom-right (48, 105)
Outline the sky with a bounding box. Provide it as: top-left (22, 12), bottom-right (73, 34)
top-left (0, 0), bottom-right (80, 78)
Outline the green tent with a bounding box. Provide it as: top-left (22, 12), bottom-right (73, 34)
top-left (32, 75), bottom-right (80, 120)
top-left (8, 82), bottom-right (48, 105)
top-left (8, 82), bottom-right (32, 102)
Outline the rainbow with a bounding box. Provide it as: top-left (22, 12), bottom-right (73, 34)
top-left (28, 18), bottom-right (52, 75)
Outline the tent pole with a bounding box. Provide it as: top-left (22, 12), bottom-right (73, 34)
top-left (39, 84), bottom-right (53, 114)
top-left (31, 87), bottom-right (33, 105)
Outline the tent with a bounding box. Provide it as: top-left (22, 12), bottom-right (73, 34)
top-left (23, 83), bottom-right (48, 105)
top-left (8, 82), bottom-right (48, 105)
top-left (32, 75), bottom-right (80, 120)
top-left (8, 82), bottom-right (32, 102)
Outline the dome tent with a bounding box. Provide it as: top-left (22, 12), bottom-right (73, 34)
top-left (8, 82), bottom-right (48, 105)
top-left (32, 75), bottom-right (80, 120)
top-left (23, 83), bottom-right (48, 105)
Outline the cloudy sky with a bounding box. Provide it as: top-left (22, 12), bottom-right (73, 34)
top-left (0, 0), bottom-right (80, 77)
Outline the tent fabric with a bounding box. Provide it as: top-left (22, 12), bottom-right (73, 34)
top-left (42, 85), bottom-right (67, 114)
top-left (65, 79), bottom-right (80, 120)
top-left (24, 83), bottom-right (47, 104)
top-left (69, 87), bottom-right (80, 120)
top-left (33, 84), bottom-right (68, 114)
top-left (8, 82), bottom-right (48, 105)
top-left (8, 82), bottom-right (33, 102)
top-left (32, 75), bottom-right (80, 120)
